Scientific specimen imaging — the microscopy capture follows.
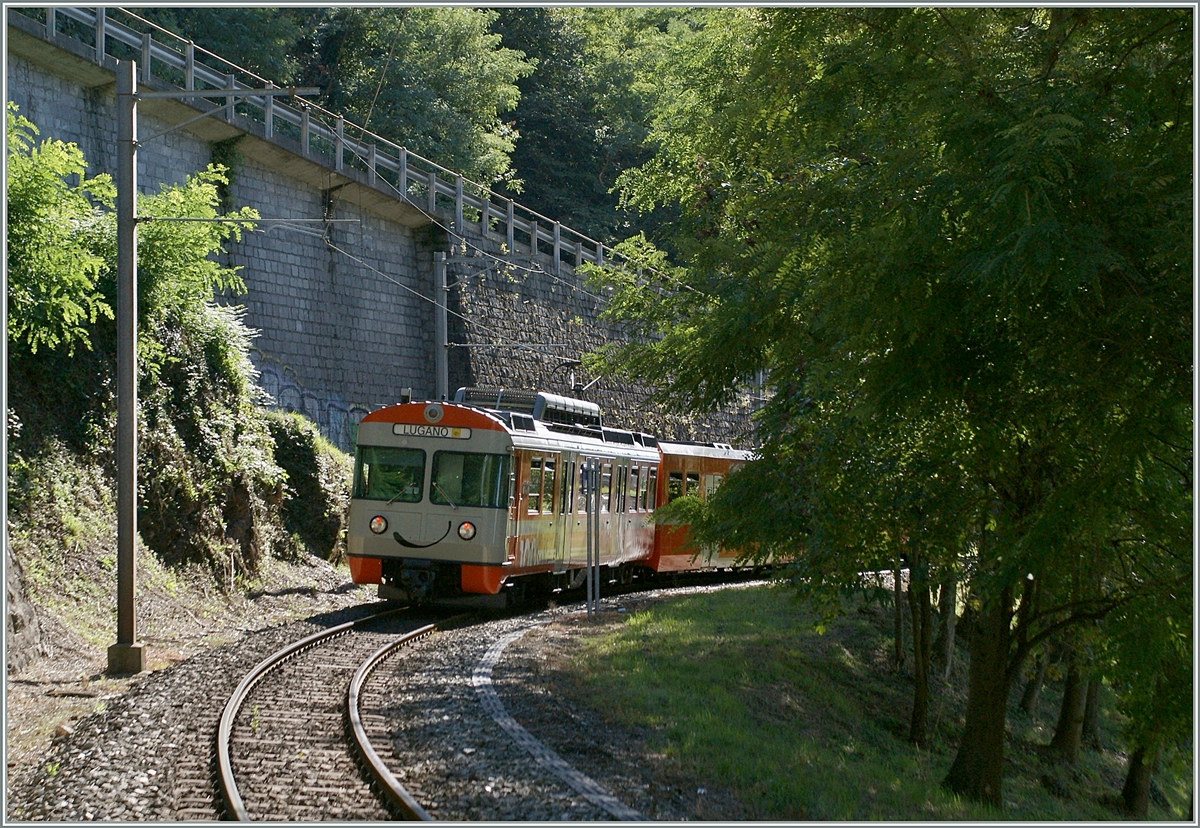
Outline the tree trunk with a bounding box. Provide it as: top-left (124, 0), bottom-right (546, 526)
top-left (942, 590), bottom-right (1015, 805)
top-left (1048, 654), bottom-right (1088, 764)
top-left (1019, 646), bottom-right (1048, 715)
top-left (893, 557), bottom-right (905, 671)
top-left (1080, 677), bottom-right (1101, 749)
top-left (1121, 745), bottom-right (1156, 818)
top-left (932, 573), bottom-right (958, 681)
top-left (907, 570), bottom-right (933, 747)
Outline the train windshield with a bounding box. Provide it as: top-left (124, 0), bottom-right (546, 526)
top-left (431, 451), bottom-right (511, 508)
top-left (354, 446), bottom-right (425, 503)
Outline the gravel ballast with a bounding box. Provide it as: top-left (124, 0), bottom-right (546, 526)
top-left (7, 584), bottom-right (752, 821)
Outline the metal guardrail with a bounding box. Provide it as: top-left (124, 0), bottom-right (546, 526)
top-left (13, 6), bottom-right (614, 274)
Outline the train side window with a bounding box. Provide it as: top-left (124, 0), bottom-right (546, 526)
top-left (637, 466), bottom-right (648, 511)
top-left (647, 468), bottom-right (657, 510)
top-left (667, 471), bottom-right (683, 503)
top-left (542, 459), bottom-right (556, 515)
top-left (431, 451), bottom-right (511, 508)
top-left (355, 446), bottom-right (425, 502)
top-left (560, 460), bottom-right (574, 514)
top-left (616, 466), bottom-right (627, 513)
top-left (577, 460), bottom-right (590, 513)
top-left (600, 464), bottom-right (612, 512)
top-left (612, 465), bottom-right (622, 513)
top-left (628, 467), bottom-right (640, 512)
top-left (528, 457), bottom-right (542, 513)
top-left (703, 473), bottom-right (724, 500)
top-left (686, 471), bottom-right (700, 497)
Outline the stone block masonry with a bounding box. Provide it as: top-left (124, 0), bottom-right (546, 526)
top-left (223, 156), bottom-right (440, 409)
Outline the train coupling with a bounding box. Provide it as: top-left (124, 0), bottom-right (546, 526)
top-left (380, 558), bottom-right (437, 602)
top-left (399, 561), bottom-right (436, 600)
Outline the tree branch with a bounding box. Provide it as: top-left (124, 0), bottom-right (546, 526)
top-left (840, 11), bottom-right (946, 70)
top-left (1103, 13), bottom-right (1187, 93)
top-left (1008, 593), bottom-right (1129, 681)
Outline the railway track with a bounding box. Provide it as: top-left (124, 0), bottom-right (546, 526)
top-left (216, 607), bottom-right (440, 821)
top-left (213, 579), bottom-right (751, 821)
top-left (10, 582), bottom-right (756, 821)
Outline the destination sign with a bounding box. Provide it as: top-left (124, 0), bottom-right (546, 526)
top-left (393, 423), bottom-right (472, 439)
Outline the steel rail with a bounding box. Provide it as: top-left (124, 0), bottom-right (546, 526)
top-left (346, 625), bottom-right (438, 821)
top-left (215, 606), bottom-right (412, 821)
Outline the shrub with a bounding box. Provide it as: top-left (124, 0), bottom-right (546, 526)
top-left (264, 411), bottom-right (353, 562)
top-left (6, 102), bottom-right (114, 355)
top-left (6, 106), bottom-right (292, 584)
top-left (136, 303), bottom-right (290, 575)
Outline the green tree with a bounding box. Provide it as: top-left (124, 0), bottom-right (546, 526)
top-left (6, 104), bottom-right (281, 574)
top-left (134, 166), bottom-right (256, 318)
top-left (590, 8), bottom-right (1191, 806)
top-left (490, 8), bottom-right (717, 244)
top-left (300, 7), bottom-right (533, 186)
top-left (489, 8), bottom-right (633, 242)
top-left (1100, 439), bottom-right (1193, 817)
top-left (6, 102), bottom-right (114, 355)
top-left (136, 7), bottom-right (306, 84)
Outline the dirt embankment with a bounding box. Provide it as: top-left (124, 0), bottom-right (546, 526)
top-left (5, 550), bottom-right (374, 787)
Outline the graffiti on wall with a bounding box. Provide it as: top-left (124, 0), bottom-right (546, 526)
top-left (252, 351), bottom-right (371, 453)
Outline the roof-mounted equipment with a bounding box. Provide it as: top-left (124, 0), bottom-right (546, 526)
top-left (533, 392), bottom-right (602, 429)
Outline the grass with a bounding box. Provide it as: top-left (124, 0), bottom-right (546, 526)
top-left (566, 583), bottom-right (1190, 821)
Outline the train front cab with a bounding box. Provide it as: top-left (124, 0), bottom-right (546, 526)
top-left (649, 442), bottom-right (751, 573)
top-left (347, 402), bottom-right (515, 603)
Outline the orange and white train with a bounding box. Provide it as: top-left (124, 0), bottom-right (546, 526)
top-left (346, 388), bottom-right (752, 606)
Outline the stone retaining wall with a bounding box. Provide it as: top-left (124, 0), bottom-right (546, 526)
top-left (8, 28), bottom-right (755, 450)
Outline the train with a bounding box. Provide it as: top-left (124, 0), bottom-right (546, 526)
top-left (346, 387), bottom-right (753, 607)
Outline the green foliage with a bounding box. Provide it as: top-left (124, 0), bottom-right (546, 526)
top-left (136, 302), bottom-right (289, 573)
top-left (137, 7), bottom-right (307, 84)
top-left (490, 8), bottom-right (712, 243)
top-left (264, 411), bottom-right (353, 562)
top-left (302, 8), bottom-right (533, 186)
top-left (127, 300), bottom-right (292, 571)
top-left (6, 110), bottom-right (293, 582)
top-left (8, 294), bottom-right (295, 581)
top-left (489, 9), bottom-right (608, 233)
top-left (591, 8), bottom-right (1191, 803)
top-left (613, 8), bottom-right (760, 226)
top-left (5, 438), bottom-right (120, 648)
top-left (130, 7), bottom-right (736, 242)
top-left (208, 138), bottom-right (244, 210)
top-left (76, 165), bottom-right (259, 387)
top-left (136, 8), bottom-right (533, 186)
top-left (1101, 574), bottom-right (1193, 757)
top-left (568, 587), bottom-right (1178, 819)
top-left (599, 2), bottom-right (1192, 631)
top-left (6, 102), bottom-right (114, 355)
top-left (134, 165), bottom-right (257, 321)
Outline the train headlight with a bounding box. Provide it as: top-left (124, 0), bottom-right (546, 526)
top-left (457, 521), bottom-right (477, 541)
top-left (369, 515), bottom-right (388, 535)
